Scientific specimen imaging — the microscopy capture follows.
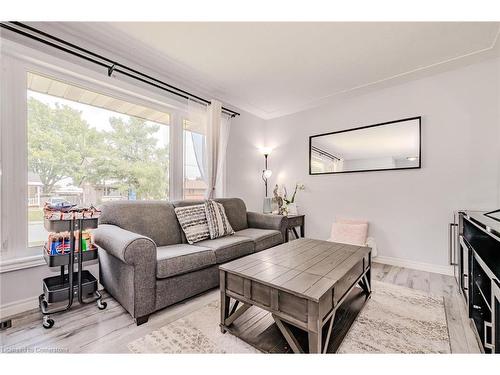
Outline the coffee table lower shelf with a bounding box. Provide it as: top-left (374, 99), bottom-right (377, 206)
top-left (221, 285), bottom-right (370, 353)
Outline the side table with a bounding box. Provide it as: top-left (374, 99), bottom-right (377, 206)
top-left (285, 214), bottom-right (305, 242)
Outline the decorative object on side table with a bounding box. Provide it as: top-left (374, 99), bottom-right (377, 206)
top-left (283, 183), bottom-right (305, 215)
top-left (272, 183), bottom-right (305, 215)
top-left (263, 197), bottom-right (273, 214)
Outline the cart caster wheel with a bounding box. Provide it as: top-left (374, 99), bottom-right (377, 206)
top-left (42, 317), bottom-right (54, 329)
top-left (97, 301), bottom-right (107, 310)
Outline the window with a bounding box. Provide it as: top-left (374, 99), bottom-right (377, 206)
top-left (26, 73), bottom-right (170, 247)
top-left (1, 45), bottom-right (227, 263)
top-left (183, 119), bottom-right (207, 200)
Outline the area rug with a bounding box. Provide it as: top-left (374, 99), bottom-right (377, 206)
top-left (337, 281), bottom-right (450, 353)
top-left (127, 281), bottom-right (451, 354)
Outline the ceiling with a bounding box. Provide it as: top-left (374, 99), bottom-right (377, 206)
top-left (29, 22), bottom-right (500, 119)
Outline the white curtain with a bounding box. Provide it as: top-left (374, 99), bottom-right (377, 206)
top-left (187, 99), bottom-right (208, 185)
top-left (215, 113), bottom-right (231, 197)
top-left (191, 131), bottom-right (206, 182)
top-left (187, 99), bottom-right (231, 199)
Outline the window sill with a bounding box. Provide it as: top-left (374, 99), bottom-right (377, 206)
top-left (0, 255), bottom-right (45, 273)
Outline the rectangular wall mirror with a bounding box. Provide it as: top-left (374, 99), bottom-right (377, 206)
top-left (309, 117), bottom-right (421, 175)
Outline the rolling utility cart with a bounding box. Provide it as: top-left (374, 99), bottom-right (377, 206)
top-left (39, 216), bottom-right (106, 329)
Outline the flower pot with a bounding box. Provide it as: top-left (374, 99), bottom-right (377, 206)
top-left (287, 202), bottom-right (298, 216)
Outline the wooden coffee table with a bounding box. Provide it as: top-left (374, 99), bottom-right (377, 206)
top-left (219, 238), bottom-right (371, 353)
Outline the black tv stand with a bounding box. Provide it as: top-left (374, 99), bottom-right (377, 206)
top-left (454, 211), bottom-right (500, 353)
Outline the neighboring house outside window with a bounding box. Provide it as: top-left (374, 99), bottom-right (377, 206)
top-left (27, 172), bottom-right (43, 207)
top-left (183, 179), bottom-right (208, 200)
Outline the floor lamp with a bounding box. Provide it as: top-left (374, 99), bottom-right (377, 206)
top-left (261, 148), bottom-right (273, 213)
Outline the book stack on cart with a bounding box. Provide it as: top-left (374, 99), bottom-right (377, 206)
top-left (39, 203), bottom-right (106, 329)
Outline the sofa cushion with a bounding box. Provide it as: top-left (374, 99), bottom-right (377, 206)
top-left (156, 244), bottom-right (216, 279)
top-left (329, 222), bottom-right (368, 246)
top-left (213, 198), bottom-right (248, 232)
top-left (234, 228), bottom-right (283, 252)
top-left (98, 201), bottom-right (183, 247)
top-left (174, 204), bottom-right (210, 244)
top-left (172, 198), bottom-right (249, 241)
top-left (196, 235), bottom-right (254, 264)
top-left (205, 200), bottom-right (234, 239)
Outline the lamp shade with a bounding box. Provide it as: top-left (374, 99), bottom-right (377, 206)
top-left (260, 147), bottom-right (273, 156)
top-left (263, 169), bottom-right (273, 179)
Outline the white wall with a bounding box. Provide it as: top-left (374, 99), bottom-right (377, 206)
top-left (225, 111), bottom-right (267, 212)
top-left (258, 57), bottom-right (500, 267)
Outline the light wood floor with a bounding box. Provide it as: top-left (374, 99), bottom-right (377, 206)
top-left (0, 262), bottom-right (481, 353)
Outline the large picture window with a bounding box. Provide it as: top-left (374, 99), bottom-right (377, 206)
top-left (27, 73), bottom-right (170, 247)
top-left (1, 46), bottom-right (228, 263)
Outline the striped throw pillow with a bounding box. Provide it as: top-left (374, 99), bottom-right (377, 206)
top-left (174, 204), bottom-right (210, 244)
top-left (205, 200), bottom-right (234, 239)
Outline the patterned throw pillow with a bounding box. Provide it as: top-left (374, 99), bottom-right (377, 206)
top-left (174, 204), bottom-right (210, 244)
top-left (205, 200), bottom-right (234, 239)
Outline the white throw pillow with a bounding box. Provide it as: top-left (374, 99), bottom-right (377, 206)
top-left (205, 200), bottom-right (234, 239)
top-left (329, 222), bottom-right (368, 246)
top-left (174, 204), bottom-right (210, 244)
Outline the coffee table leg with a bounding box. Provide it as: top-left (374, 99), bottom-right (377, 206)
top-left (307, 300), bottom-right (322, 353)
top-left (308, 332), bottom-right (322, 354)
top-left (220, 270), bottom-right (230, 333)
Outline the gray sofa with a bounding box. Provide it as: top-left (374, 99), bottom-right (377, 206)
top-left (93, 198), bottom-right (287, 325)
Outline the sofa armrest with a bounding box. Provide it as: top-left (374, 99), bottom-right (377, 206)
top-left (247, 212), bottom-right (288, 241)
top-left (93, 224), bottom-right (156, 265)
top-left (93, 224), bottom-right (157, 321)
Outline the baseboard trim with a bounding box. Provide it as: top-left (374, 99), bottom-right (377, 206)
top-left (374, 255), bottom-right (454, 276)
top-left (0, 295), bottom-right (39, 320)
top-left (0, 285), bottom-right (105, 320)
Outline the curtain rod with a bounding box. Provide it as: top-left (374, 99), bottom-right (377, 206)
top-left (0, 21), bottom-right (240, 118)
top-left (311, 146), bottom-right (341, 161)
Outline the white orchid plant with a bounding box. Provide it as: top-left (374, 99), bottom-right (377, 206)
top-left (273, 183), bottom-right (305, 215)
top-left (283, 183), bottom-right (305, 205)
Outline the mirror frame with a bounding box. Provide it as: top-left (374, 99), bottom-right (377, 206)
top-left (309, 116), bottom-right (421, 175)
